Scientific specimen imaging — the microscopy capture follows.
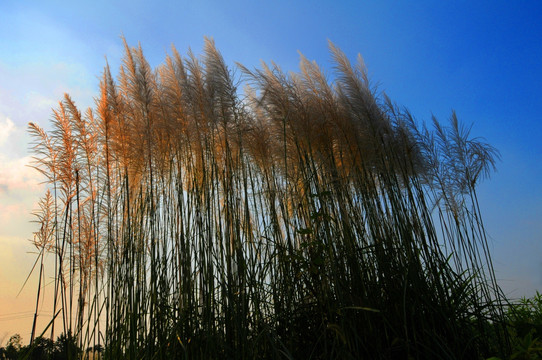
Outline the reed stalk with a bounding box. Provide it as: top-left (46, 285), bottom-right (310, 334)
top-left (28, 38), bottom-right (507, 359)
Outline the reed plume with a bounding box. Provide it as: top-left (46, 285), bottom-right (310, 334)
top-left (27, 39), bottom-right (508, 359)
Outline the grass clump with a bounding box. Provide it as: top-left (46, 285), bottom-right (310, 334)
top-left (26, 37), bottom-right (509, 359)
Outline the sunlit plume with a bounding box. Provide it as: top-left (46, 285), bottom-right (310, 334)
top-left (27, 38), bottom-right (504, 358)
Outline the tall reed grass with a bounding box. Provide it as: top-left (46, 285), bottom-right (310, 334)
top-left (28, 38), bottom-right (507, 359)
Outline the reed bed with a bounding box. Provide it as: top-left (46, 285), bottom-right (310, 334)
top-left (27, 38), bottom-right (507, 359)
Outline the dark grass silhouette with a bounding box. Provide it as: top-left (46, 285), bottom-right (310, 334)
top-left (27, 38), bottom-right (507, 359)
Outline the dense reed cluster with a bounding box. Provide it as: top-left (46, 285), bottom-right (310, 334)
top-left (28, 38), bottom-right (506, 359)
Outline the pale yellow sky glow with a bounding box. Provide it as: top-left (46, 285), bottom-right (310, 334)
top-left (0, 118), bottom-right (49, 341)
top-left (0, 70), bottom-right (86, 342)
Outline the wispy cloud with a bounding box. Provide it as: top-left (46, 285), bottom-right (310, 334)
top-left (0, 116), bottom-right (44, 239)
top-left (0, 154), bottom-right (43, 236)
top-left (0, 117), bottom-right (15, 146)
top-left (0, 12), bottom-right (101, 339)
top-left (0, 60), bottom-right (96, 125)
top-left (0, 154), bottom-right (42, 194)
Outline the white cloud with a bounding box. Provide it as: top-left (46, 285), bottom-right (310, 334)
top-left (0, 154), bottom-right (43, 195)
top-left (0, 117), bottom-right (15, 146)
top-left (23, 91), bottom-right (57, 114)
top-left (0, 56), bottom-right (97, 122)
top-left (0, 149), bottom-right (44, 239)
top-left (0, 103), bottom-right (49, 242)
top-left (0, 112), bottom-right (30, 158)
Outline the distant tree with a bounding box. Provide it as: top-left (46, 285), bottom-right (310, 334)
top-left (4, 334), bottom-right (21, 359)
top-left (86, 344), bottom-right (104, 359)
top-left (24, 336), bottom-right (54, 360)
top-left (52, 332), bottom-right (81, 360)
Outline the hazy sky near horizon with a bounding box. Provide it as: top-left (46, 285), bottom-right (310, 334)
top-left (0, 0), bottom-right (541, 343)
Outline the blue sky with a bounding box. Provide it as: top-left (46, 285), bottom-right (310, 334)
top-left (0, 0), bottom-right (541, 341)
